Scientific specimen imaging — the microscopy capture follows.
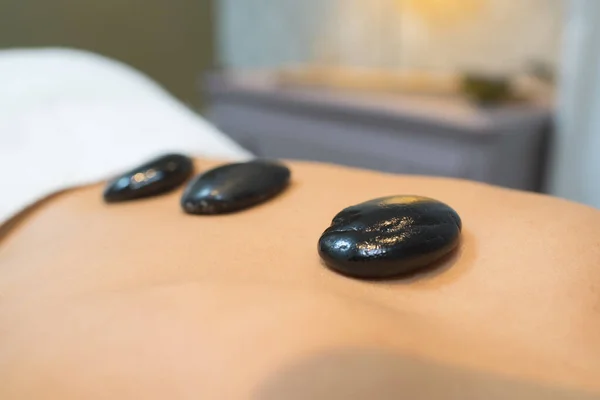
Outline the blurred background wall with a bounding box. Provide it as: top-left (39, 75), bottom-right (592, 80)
top-left (550, 0), bottom-right (600, 207)
top-left (217, 0), bottom-right (327, 69)
top-left (217, 0), bottom-right (563, 75)
top-left (0, 0), bottom-right (214, 104)
top-left (0, 0), bottom-right (564, 102)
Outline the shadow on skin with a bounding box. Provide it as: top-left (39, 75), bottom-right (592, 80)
top-left (254, 348), bottom-right (599, 400)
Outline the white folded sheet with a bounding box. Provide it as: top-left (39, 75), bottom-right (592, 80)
top-left (0, 48), bottom-right (252, 225)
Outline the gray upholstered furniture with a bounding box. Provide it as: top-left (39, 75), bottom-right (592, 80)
top-left (204, 72), bottom-right (552, 191)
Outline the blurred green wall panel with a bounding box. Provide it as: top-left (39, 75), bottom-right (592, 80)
top-left (0, 0), bottom-right (215, 103)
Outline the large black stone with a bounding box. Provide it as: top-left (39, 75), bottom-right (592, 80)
top-left (181, 160), bottom-right (291, 214)
top-left (318, 196), bottom-right (462, 279)
top-left (103, 154), bottom-right (194, 203)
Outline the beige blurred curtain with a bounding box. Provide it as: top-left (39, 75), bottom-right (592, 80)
top-left (549, 0), bottom-right (600, 208)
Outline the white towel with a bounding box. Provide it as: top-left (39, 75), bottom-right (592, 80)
top-left (0, 48), bottom-right (251, 225)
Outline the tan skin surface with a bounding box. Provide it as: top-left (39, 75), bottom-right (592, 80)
top-left (1, 159), bottom-right (600, 399)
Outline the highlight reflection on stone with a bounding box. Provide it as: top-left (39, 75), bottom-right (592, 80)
top-left (318, 196), bottom-right (462, 279)
top-left (181, 160), bottom-right (291, 214)
top-left (103, 154), bottom-right (194, 203)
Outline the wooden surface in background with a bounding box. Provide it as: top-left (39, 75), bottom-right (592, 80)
top-left (0, 0), bottom-right (214, 104)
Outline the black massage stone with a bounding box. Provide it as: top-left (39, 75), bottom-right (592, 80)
top-left (181, 160), bottom-right (291, 214)
top-left (103, 154), bottom-right (194, 203)
top-left (318, 196), bottom-right (462, 279)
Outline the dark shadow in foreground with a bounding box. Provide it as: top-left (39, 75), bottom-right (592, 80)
top-left (255, 348), bottom-right (599, 400)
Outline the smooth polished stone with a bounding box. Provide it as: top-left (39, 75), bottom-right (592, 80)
top-left (181, 160), bottom-right (291, 214)
top-left (103, 154), bottom-right (194, 203)
top-left (318, 196), bottom-right (462, 279)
